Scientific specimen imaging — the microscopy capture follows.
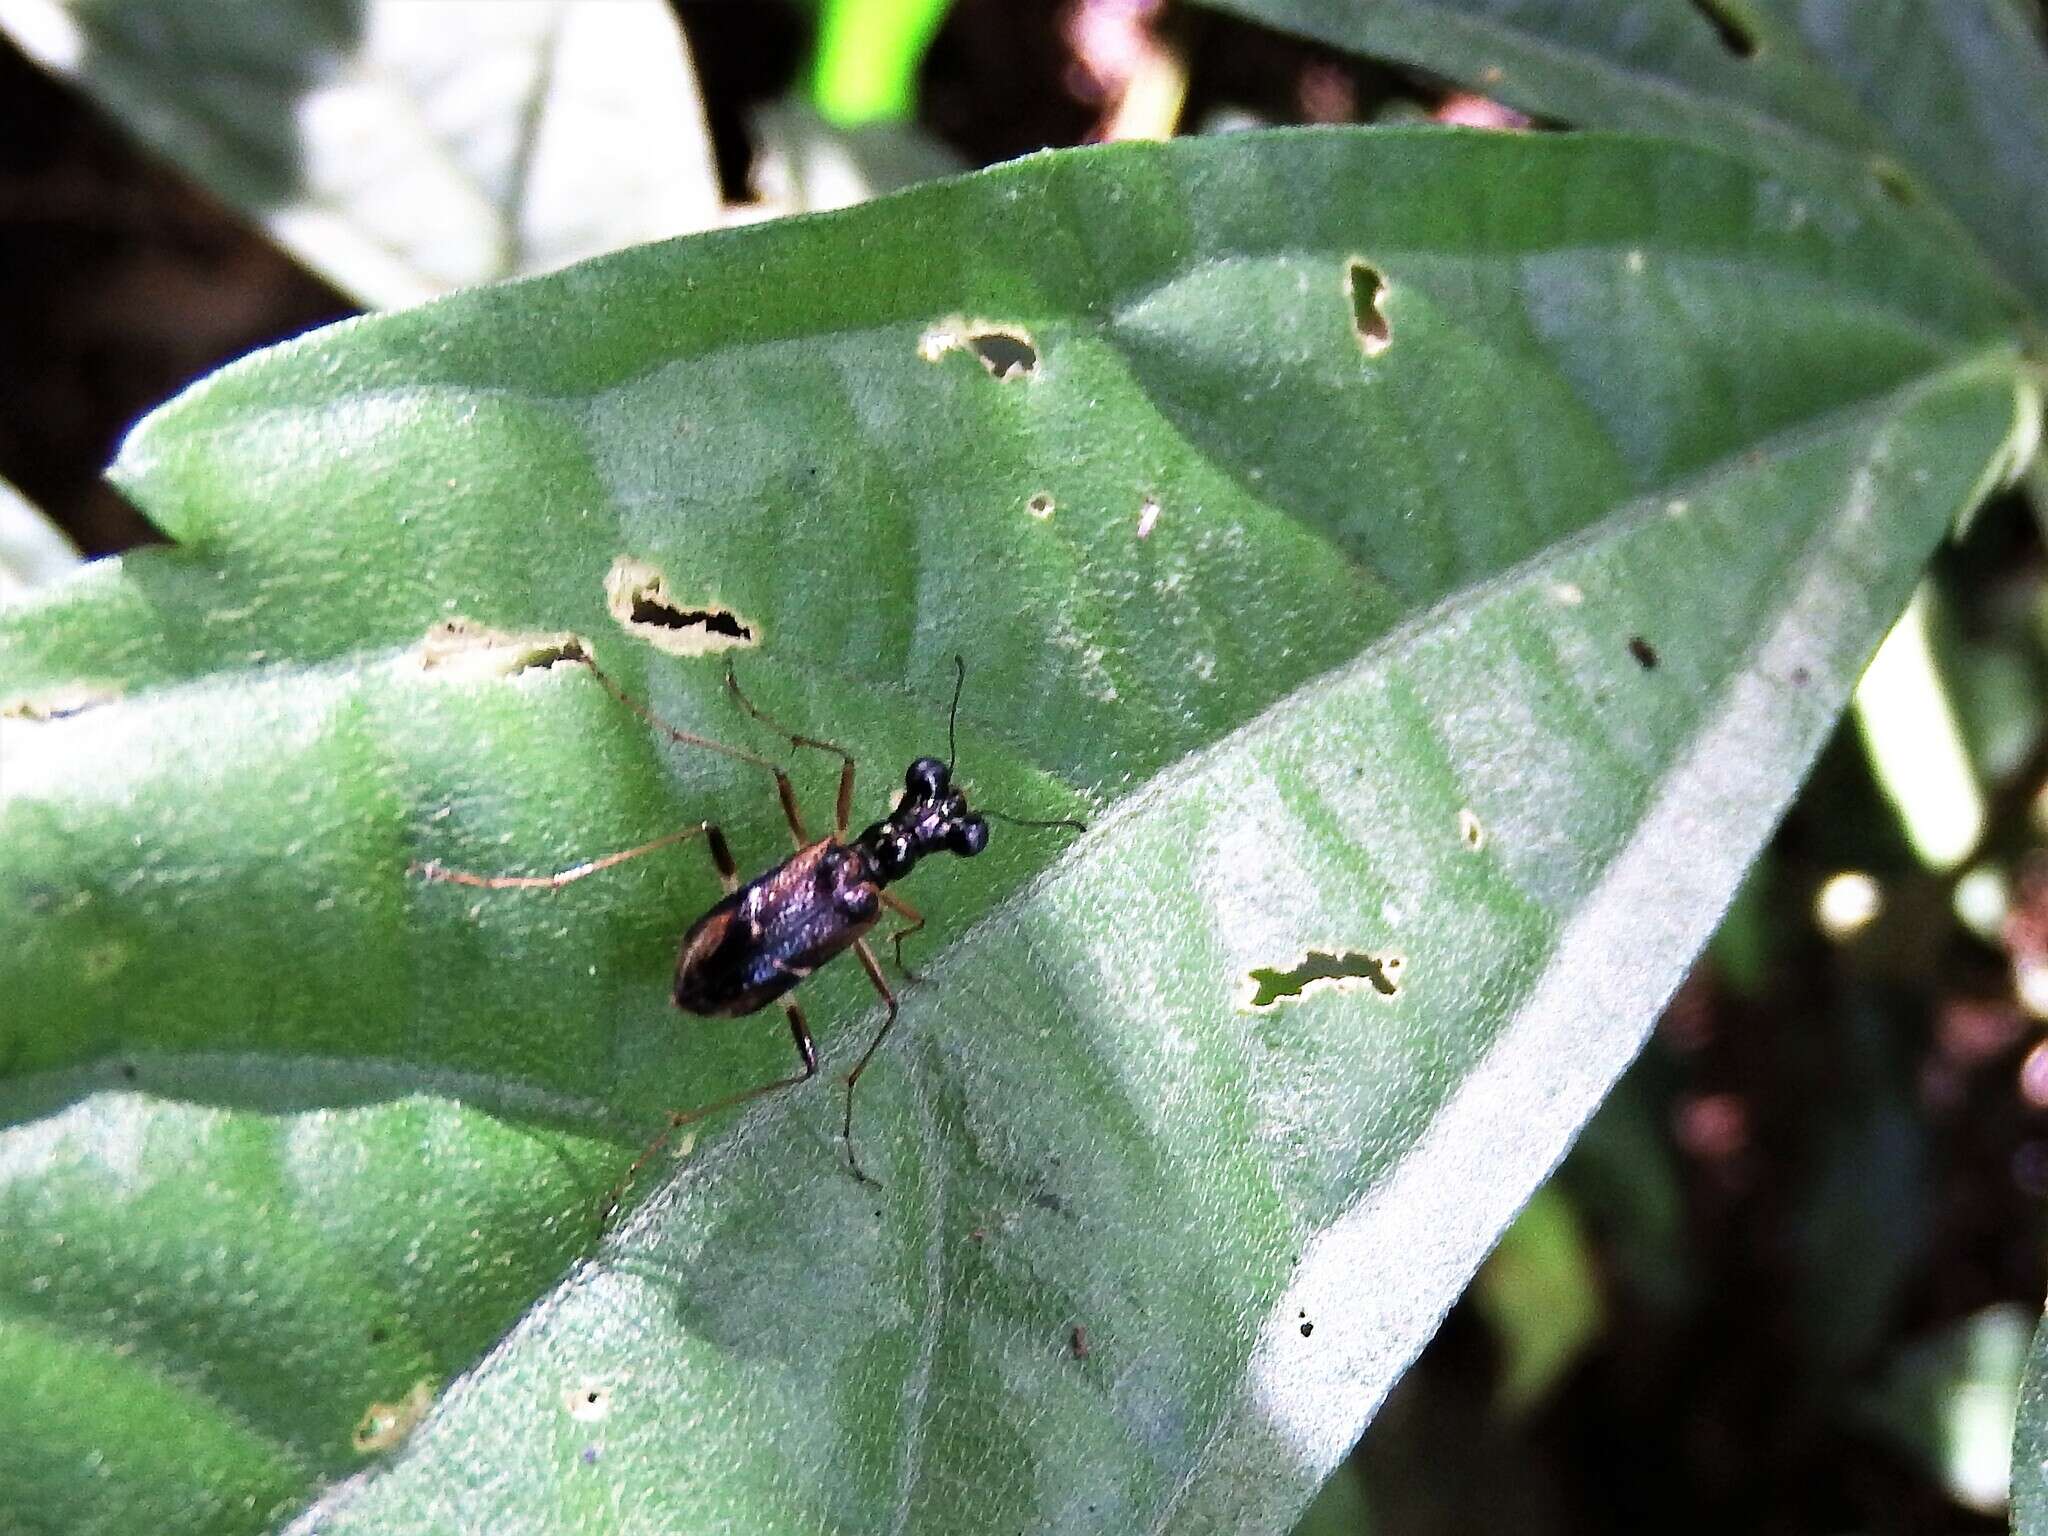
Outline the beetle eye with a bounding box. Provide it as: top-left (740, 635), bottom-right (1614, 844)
top-left (950, 816), bottom-right (988, 857)
top-left (905, 756), bottom-right (949, 798)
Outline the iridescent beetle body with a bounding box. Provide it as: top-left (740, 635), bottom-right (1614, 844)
top-left (411, 654), bottom-right (1070, 1221)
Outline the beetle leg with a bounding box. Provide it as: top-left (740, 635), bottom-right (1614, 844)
top-left (599, 1000), bottom-right (820, 1227)
top-left (725, 660), bottom-right (857, 840)
top-left (841, 939), bottom-right (901, 1187)
top-left (581, 655), bottom-right (816, 848)
top-left (878, 891), bottom-right (926, 981)
top-left (411, 820), bottom-right (729, 891)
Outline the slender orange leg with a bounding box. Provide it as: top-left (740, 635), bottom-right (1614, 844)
top-left (599, 1000), bottom-right (819, 1226)
top-left (879, 890), bottom-right (926, 980)
top-left (841, 938), bottom-right (903, 1187)
top-left (725, 660), bottom-right (857, 839)
top-left (581, 655), bottom-right (816, 847)
top-left (409, 821), bottom-right (731, 891)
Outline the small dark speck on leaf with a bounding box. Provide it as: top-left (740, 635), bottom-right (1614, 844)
top-left (1071, 1324), bottom-right (1089, 1360)
top-left (1790, 666), bottom-right (1810, 686)
top-left (1628, 636), bottom-right (1659, 669)
top-left (369, 1326), bottom-right (389, 1345)
top-left (119, 1062), bottom-right (138, 1081)
top-left (1300, 1320), bottom-right (1314, 1337)
top-left (581, 1445), bottom-right (600, 1465)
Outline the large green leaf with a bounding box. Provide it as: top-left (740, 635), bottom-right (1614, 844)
top-left (0, 129), bottom-right (2029, 1533)
top-left (1195, 0), bottom-right (2048, 322)
top-left (0, 0), bottom-right (722, 306)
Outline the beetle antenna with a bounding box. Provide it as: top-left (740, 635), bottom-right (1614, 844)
top-left (983, 807), bottom-right (1088, 834)
top-left (946, 654), bottom-right (966, 774)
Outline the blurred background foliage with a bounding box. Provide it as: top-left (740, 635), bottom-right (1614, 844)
top-left (1, 1), bottom-right (2044, 1531)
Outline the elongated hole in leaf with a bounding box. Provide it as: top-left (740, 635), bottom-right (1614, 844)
top-left (1688, 0), bottom-right (1760, 57)
top-left (604, 556), bottom-right (757, 657)
top-left (1346, 260), bottom-right (1390, 356)
top-left (1245, 949), bottom-right (1404, 1007)
top-left (415, 618), bottom-right (588, 679)
top-left (1, 683), bottom-right (119, 720)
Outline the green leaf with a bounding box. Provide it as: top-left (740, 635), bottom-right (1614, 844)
top-left (1193, 0), bottom-right (2048, 321)
top-left (0, 0), bottom-right (723, 307)
top-left (0, 129), bottom-right (2029, 1533)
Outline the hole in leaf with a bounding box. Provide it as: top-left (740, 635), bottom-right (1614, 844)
top-left (604, 557), bottom-right (758, 657)
top-left (1, 682), bottom-right (120, 720)
top-left (1458, 809), bottom-right (1485, 850)
top-left (918, 316), bottom-right (1038, 379)
top-left (1688, 0), bottom-right (1760, 57)
top-left (968, 331), bottom-right (1038, 379)
top-left (1346, 260), bottom-right (1390, 356)
top-left (1246, 949), bottom-right (1404, 1008)
top-left (1027, 492), bottom-right (1055, 519)
top-left (352, 1378), bottom-right (436, 1454)
top-left (416, 618), bottom-right (588, 680)
top-left (1628, 636), bottom-right (1660, 669)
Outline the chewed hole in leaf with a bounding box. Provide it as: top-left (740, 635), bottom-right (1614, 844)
top-left (1346, 260), bottom-right (1390, 356)
top-left (969, 331), bottom-right (1038, 379)
top-left (1245, 949), bottom-right (1405, 1008)
top-left (918, 315), bottom-right (1038, 379)
top-left (1688, 0), bottom-right (1760, 57)
top-left (352, 1378), bottom-right (437, 1454)
top-left (1458, 808), bottom-right (1486, 849)
top-left (1, 682), bottom-right (121, 720)
top-left (415, 618), bottom-right (588, 680)
top-left (604, 557), bottom-right (757, 657)
top-left (1027, 492), bottom-right (1056, 519)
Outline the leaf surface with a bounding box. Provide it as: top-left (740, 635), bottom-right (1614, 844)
top-left (0, 129), bottom-right (2028, 1534)
top-left (1196, 0), bottom-right (2048, 320)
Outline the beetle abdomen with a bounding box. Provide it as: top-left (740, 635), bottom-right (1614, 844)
top-left (672, 839), bottom-right (879, 1018)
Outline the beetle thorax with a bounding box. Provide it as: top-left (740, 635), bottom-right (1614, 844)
top-left (853, 756), bottom-right (989, 886)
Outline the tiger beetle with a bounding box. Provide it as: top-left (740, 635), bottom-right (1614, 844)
top-left (411, 653), bottom-right (1083, 1221)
